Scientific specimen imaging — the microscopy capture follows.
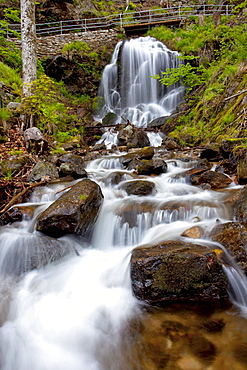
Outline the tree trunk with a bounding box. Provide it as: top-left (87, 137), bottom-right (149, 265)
top-left (21, 0), bottom-right (37, 97)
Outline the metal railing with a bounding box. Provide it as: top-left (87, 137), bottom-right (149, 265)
top-left (5, 4), bottom-right (233, 38)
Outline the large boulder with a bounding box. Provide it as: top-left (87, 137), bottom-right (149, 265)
top-left (130, 241), bottom-right (228, 305)
top-left (210, 222), bottom-right (247, 275)
top-left (36, 179), bottom-right (103, 237)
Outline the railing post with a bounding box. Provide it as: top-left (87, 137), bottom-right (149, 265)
top-left (178, 5), bottom-right (180, 19)
top-left (226, 4), bottom-right (228, 16)
top-left (203, 4), bottom-right (206, 15)
top-left (84, 19), bottom-right (87, 31)
top-left (149, 10), bottom-right (151, 24)
top-left (60, 21), bottom-right (63, 35)
top-left (120, 13), bottom-right (122, 29)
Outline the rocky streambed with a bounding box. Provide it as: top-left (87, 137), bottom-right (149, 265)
top-left (0, 125), bottom-right (247, 369)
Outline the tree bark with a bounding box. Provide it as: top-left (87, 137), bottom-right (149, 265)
top-left (21, 0), bottom-right (37, 97)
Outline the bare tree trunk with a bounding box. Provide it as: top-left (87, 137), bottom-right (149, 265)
top-left (21, 0), bottom-right (37, 97)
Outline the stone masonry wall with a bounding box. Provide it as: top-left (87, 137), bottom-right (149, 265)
top-left (10, 29), bottom-right (120, 59)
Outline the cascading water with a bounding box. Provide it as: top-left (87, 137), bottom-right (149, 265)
top-left (0, 153), bottom-right (246, 369)
top-left (0, 38), bottom-right (246, 369)
top-left (95, 36), bottom-right (184, 128)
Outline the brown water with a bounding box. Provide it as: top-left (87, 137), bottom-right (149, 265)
top-left (126, 304), bottom-right (247, 370)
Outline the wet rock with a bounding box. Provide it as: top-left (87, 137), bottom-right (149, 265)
top-left (190, 170), bottom-right (232, 189)
top-left (127, 158), bottom-right (168, 176)
top-left (162, 136), bottom-right (180, 150)
top-left (117, 124), bottom-right (150, 148)
top-left (181, 226), bottom-right (204, 239)
top-left (58, 163), bottom-right (87, 179)
top-left (105, 171), bottom-right (134, 186)
top-left (172, 165), bottom-right (210, 181)
top-left (121, 180), bottom-right (156, 196)
top-left (84, 151), bottom-right (102, 162)
top-left (216, 158), bottom-right (237, 176)
top-left (23, 127), bottom-right (48, 155)
top-left (148, 115), bottom-right (170, 128)
top-left (0, 208), bottom-right (23, 226)
top-left (151, 159), bottom-right (168, 175)
top-left (130, 241), bottom-right (228, 305)
top-left (28, 161), bottom-right (59, 182)
top-left (36, 179), bottom-right (103, 237)
top-left (135, 160), bottom-right (154, 176)
top-left (102, 112), bottom-right (118, 126)
top-left (232, 185), bottom-right (247, 222)
top-left (56, 153), bottom-right (87, 179)
top-left (120, 147), bottom-right (154, 166)
top-left (56, 153), bottom-right (86, 167)
top-left (210, 222), bottom-right (247, 274)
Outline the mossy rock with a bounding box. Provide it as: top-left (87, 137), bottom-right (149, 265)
top-left (131, 241), bottom-right (228, 305)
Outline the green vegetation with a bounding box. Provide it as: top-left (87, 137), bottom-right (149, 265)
top-left (148, 12), bottom-right (247, 146)
top-left (0, 8), bottom-right (22, 70)
top-left (0, 62), bottom-right (22, 90)
top-left (0, 0), bottom-right (246, 151)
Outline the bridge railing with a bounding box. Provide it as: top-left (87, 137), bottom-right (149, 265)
top-left (5, 4), bottom-right (233, 38)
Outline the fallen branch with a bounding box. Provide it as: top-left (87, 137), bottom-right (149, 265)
top-left (224, 89), bottom-right (247, 101)
top-left (55, 185), bottom-right (73, 195)
top-left (0, 180), bottom-right (48, 215)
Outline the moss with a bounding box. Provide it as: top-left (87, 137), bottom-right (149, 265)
top-left (153, 253), bottom-right (210, 294)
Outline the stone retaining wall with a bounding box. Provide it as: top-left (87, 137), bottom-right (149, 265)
top-left (10, 29), bottom-right (120, 59)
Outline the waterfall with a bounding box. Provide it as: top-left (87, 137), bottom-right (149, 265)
top-left (0, 37), bottom-right (246, 368)
top-left (95, 36), bottom-right (184, 127)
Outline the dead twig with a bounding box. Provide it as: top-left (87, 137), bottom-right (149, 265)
top-left (0, 180), bottom-right (48, 215)
top-left (224, 89), bottom-right (247, 101)
top-left (55, 185), bottom-right (73, 195)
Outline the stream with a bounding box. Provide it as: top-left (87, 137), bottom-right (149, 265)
top-left (0, 154), bottom-right (246, 369)
top-left (0, 36), bottom-right (246, 370)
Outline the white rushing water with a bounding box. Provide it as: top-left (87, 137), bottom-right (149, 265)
top-left (0, 35), bottom-right (246, 368)
top-left (95, 36), bottom-right (184, 127)
top-left (0, 154), bottom-right (245, 369)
